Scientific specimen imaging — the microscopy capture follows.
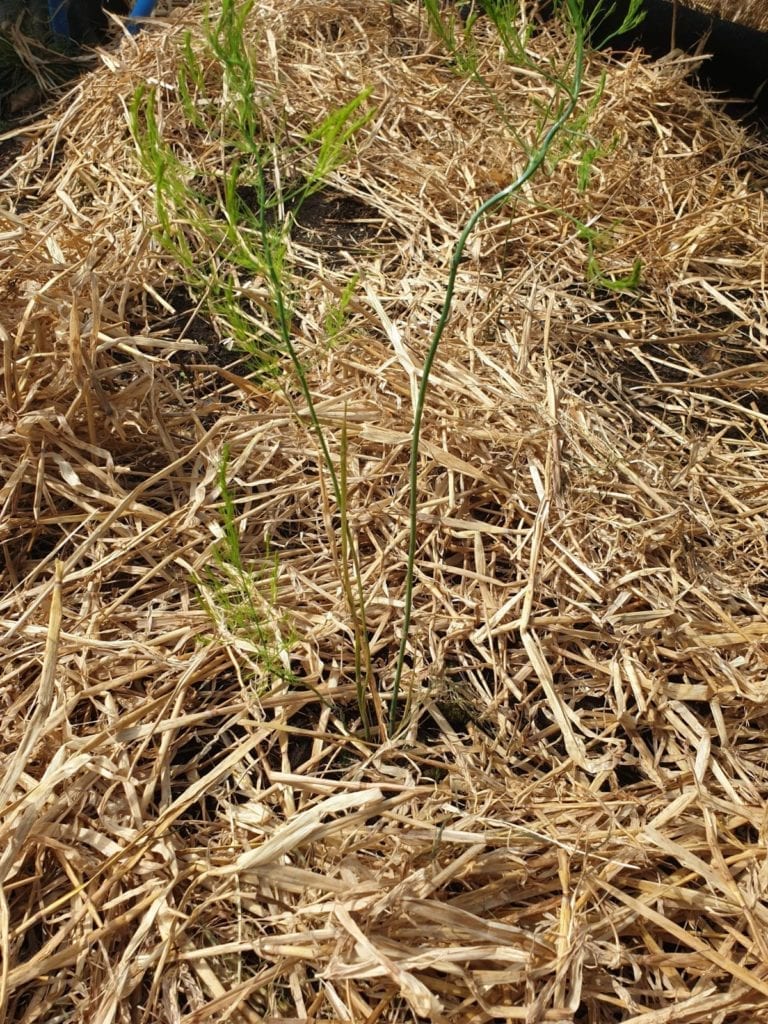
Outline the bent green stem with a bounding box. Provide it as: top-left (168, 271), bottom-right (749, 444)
top-left (389, 0), bottom-right (587, 733)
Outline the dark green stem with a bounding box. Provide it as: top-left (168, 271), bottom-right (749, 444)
top-left (389, 6), bottom-right (586, 733)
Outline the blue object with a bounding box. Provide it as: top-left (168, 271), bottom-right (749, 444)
top-left (46, 0), bottom-right (159, 39)
top-left (47, 0), bottom-right (70, 36)
top-left (126, 0), bottom-right (158, 34)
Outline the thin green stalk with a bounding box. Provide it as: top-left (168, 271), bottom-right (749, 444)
top-left (389, 0), bottom-right (587, 733)
top-left (250, 161), bottom-right (379, 736)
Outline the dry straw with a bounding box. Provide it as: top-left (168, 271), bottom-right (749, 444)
top-left (1, 0), bottom-right (768, 1020)
top-left (687, 0), bottom-right (768, 32)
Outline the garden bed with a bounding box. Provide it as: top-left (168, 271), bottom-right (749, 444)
top-left (1, 1), bottom-right (768, 1021)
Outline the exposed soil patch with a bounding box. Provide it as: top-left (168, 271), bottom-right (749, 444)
top-left (128, 285), bottom-right (235, 366)
top-left (291, 186), bottom-right (387, 251)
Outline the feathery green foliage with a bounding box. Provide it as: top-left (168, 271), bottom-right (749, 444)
top-left (130, 0), bottom-right (377, 731)
top-left (196, 445), bottom-right (299, 690)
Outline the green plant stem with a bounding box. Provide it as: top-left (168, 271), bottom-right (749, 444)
top-left (389, 2), bottom-right (586, 733)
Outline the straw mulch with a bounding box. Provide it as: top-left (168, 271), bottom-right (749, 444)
top-left (691, 0), bottom-right (768, 32)
top-left (1, 1), bottom-right (768, 1020)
